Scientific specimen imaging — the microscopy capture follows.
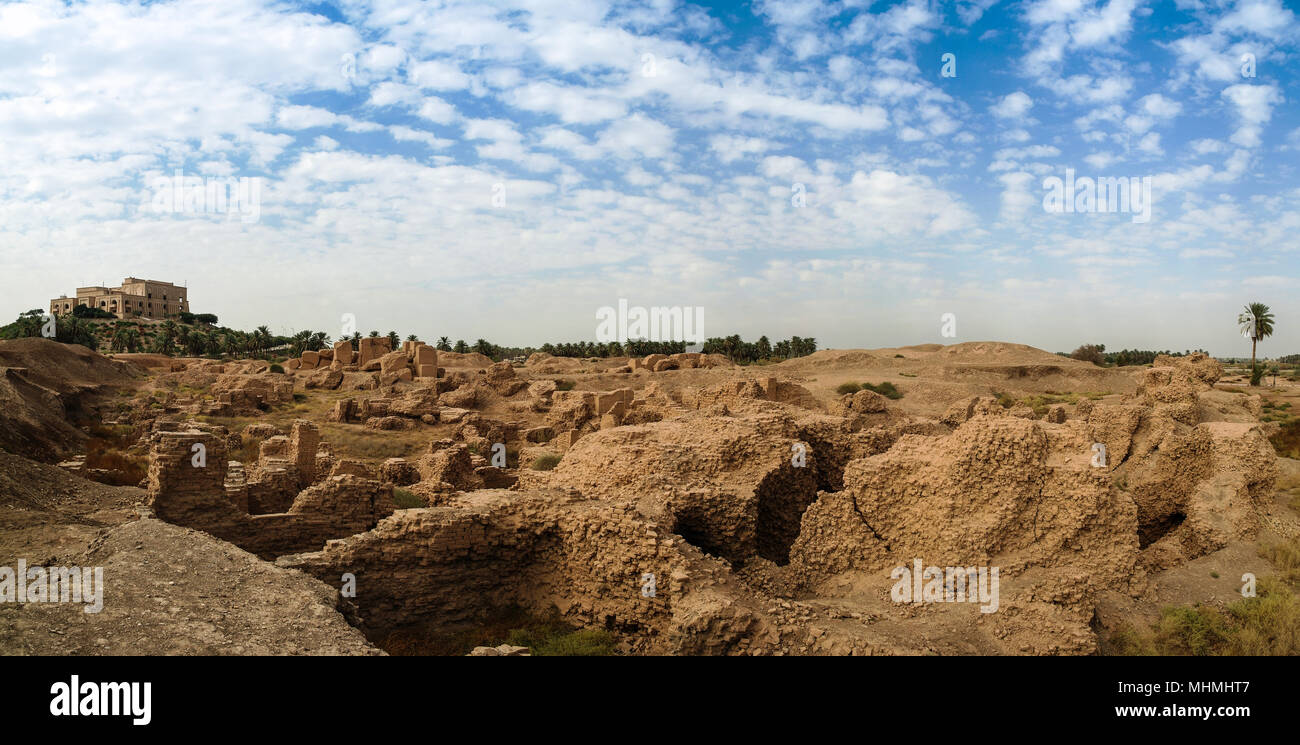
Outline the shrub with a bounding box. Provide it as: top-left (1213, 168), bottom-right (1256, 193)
top-left (531, 454), bottom-right (562, 471)
top-left (862, 381), bottom-right (902, 399)
top-left (835, 382), bottom-right (862, 395)
top-left (532, 629), bottom-right (617, 656)
top-left (392, 488), bottom-right (424, 509)
top-left (1250, 364), bottom-right (1265, 386)
top-left (268, 363), bottom-right (285, 374)
top-left (1069, 344), bottom-right (1106, 366)
top-left (503, 614), bottom-right (616, 657)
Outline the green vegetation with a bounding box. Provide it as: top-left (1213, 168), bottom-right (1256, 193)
top-left (1110, 535), bottom-right (1300, 655)
top-left (1110, 576), bottom-right (1300, 656)
top-left (1250, 364), bottom-right (1266, 386)
top-left (530, 454), bottom-right (562, 471)
top-left (268, 363), bottom-right (285, 374)
top-left (835, 382), bottom-right (861, 395)
top-left (862, 381), bottom-right (902, 399)
top-left (0, 309), bottom-right (100, 349)
top-left (1055, 346), bottom-right (1209, 367)
top-left (1068, 343), bottom-right (1105, 366)
top-left (392, 488), bottom-right (424, 509)
top-left (71, 305), bottom-right (116, 319)
top-left (531, 334), bottom-right (818, 365)
top-left (1261, 401), bottom-right (1295, 425)
top-left (503, 610), bottom-right (616, 656)
top-left (377, 605), bottom-right (616, 656)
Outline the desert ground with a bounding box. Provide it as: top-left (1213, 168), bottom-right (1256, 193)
top-left (1, 337), bottom-right (1297, 655)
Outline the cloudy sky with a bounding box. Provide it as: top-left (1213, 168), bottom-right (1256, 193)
top-left (1, 0), bottom-right (1297, 356)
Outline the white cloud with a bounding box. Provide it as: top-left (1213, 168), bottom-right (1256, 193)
top-left (1222, 83), bottom-right (1282, 147)
top-left (991, 91), bottom-right (1034, 119)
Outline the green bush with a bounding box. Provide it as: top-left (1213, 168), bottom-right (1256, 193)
top-left (505, 624), bottom-right (616, 657)
top-left (1250, 364), bottom-right (1265, 386)
top-left (862, 381), bottom-right (902, 399)
top-left (531, 454), bottom-right (562, 471)
top-left (268, 363), bottom-right (285, 374)
top-left (532, 629), bottom-right (617, 656)
top-left (835, 382), bottom-right (862, 395)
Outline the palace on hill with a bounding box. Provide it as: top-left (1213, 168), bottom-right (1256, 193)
top-left (49, 277), bottom-right (190, 320)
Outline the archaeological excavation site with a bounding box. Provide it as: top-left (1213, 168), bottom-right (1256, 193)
top-left (3, 335), bottom-right (1297, 656)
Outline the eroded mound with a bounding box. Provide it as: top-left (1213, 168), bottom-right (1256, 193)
top-left (0, 338), bottom-right (144, 460)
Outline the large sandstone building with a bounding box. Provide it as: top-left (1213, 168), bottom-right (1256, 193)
top-left (49, 277), bottom-right (190, 319)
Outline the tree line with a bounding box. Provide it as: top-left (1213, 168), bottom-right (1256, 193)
top-left (2, 310), bottom-right (821, 367)
top-left (1061, 344), bottom-right (1211, 367)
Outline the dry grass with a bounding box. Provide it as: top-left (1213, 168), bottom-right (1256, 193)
top-left (1110, 535), bottom-right (1300, 655)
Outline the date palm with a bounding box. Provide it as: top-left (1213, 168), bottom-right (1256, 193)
top-left (1237, 302), bottom-right (1275, 383)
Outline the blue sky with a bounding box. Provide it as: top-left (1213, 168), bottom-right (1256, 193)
top-left (1, 0), bottom-right (1297, 356)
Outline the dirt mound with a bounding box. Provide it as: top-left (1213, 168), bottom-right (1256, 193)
top-left (438, 351), bottom-right (494, 368)
top-left (524, 352), bottom-right (588, 374)
top-left (775, 349), bottom-right (880, 369)
top-left (0, 337), bottom-right (143, 391)
top-left (0, 339), bottom-right (144, 460)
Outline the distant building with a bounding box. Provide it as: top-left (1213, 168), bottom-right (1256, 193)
top-left (49, 277), bottom-right (190, 320)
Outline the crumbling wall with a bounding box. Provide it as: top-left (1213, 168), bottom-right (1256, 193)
top-left (277, 490), bottom-right (787, 654)
top-left (147, 428), bottom-right (395, 560)
top-left (540, 411), bottom-right (848, 567)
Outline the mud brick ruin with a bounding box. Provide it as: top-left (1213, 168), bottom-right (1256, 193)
top-left (147, 421), bottom-right (395, 559)
top-left (121, 346), bottom-right (1284, 654)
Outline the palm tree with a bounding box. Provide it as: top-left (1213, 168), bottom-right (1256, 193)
top-left (1237, 302), bottom-right (1275, 384)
